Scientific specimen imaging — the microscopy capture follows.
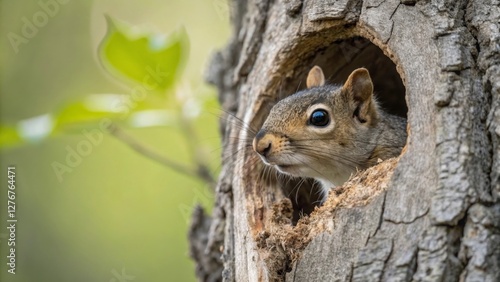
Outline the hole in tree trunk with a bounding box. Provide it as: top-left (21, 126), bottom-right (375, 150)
top-left (280, 37), bottom-right (407, 223)
top-left (309, 37), bottom-right (407, 117)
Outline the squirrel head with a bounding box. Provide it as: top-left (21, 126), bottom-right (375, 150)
top-left (252, 66), bottom-right (381, 188)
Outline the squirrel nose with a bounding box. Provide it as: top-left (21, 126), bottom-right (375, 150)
top-left (253, 131), bottom-right (273, 157)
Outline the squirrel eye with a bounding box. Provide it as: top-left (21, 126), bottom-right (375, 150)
top-left (309, 109), bottom-right (330, 127)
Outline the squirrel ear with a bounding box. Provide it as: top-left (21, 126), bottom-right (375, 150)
top-left (342, 68), bottom-right (373, 101)
top-left (342, 68), bottom-right (378, 123)
top-left (306, 66), bottom-right (325, 88)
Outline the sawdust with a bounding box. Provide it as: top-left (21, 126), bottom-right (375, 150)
top-left (256, 157), bottom-right (399, 280)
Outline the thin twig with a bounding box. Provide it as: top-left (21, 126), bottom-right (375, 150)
top-left (179, 117), bottom-right (217, 188)
top-left (106, 122), bottom-right (216, 188)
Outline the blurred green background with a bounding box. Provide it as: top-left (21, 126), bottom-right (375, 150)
top-left (0, 1), bottom-right (230, 281)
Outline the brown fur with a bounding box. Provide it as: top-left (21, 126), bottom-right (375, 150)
top-left (253, 67), bottom-right (407, 198)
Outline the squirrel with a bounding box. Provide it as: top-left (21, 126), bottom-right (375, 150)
top-left (252, 66), bottom-right (407, 200)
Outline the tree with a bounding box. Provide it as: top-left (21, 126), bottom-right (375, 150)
top-left (189, 0), bottom-right (500, 281)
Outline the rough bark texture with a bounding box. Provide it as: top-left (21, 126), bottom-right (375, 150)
top-left (190, 0), bottom-right (500, 281)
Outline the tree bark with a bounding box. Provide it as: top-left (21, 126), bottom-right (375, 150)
top-left (190, 0), bottom-right (500, 281)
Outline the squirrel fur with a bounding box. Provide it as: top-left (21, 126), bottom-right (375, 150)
top-left (253, 66), bottom-right (407, 199)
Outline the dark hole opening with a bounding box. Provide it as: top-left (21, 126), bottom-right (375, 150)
top-left (308, 37), bottom-right (407, 117)
top-left (281, 37), bottom-right (407, 223)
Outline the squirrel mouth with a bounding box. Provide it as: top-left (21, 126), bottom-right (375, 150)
top-left (260, 158), bottom-right (299, 173)
top-left (275, 164), bottom-right (299, 174)
top-left (269, 162), bottom-right (291, 169)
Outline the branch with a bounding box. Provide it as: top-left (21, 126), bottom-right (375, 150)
top-left (106, 122), bottom-right (216, 188)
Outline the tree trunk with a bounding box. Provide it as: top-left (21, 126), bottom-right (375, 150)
top-left (190, 0), bottom-right (500, 281)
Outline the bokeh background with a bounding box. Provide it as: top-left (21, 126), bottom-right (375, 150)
top-left (0, 1), bottom-right (230, 281)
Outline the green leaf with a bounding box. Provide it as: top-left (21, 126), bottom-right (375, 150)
top-left (0, 125), bottom-right (23, 148)
top-left (53, 100), bottom-right (120, 132)
top-left (98, 16), bottom-right (189, 93)
top-left (53, 92), bottom-right (182, 134)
